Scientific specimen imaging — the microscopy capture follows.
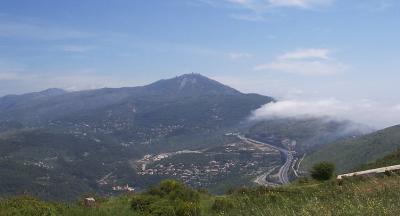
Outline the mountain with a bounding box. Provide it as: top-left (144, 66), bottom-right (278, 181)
top-left (300, 125), bottom-right (400, 173)
top-left (0, 88), bottom-right (66, 111)
top-left (144, 73), bottom-right (241, 97)
top-left (0, 74), bottom-right (274, 153)
top-left (0, 74), bottom-right (272, 129)
top-left (0, 129), bottom-right (135, 201)
top-left (0, 74), bottom-right (274, 200)
top-left (0, 74), bottom-right (371, 201)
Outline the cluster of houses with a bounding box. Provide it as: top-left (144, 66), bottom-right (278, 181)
top-left (112, 184), bottom-right (135, 192)
top-left (23, 160), bottom-right (53, 169)
top-left (137, 141), bottom-right (279, 188)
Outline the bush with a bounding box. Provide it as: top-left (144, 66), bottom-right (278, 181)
top-left (212, 197), bottom-right (234, 213)
top-left (147, 180), bottom-right (199, 202)
top-left (0, 196), bottom-right (58, 216)
top-left (131, 195), bottom-right (158, 212)
top-left (131, 180), bottom-right (202, 216)
top-left (311, 162), bottom-right (335, 181)
top-left (176, 201), bottom-right (201, 216)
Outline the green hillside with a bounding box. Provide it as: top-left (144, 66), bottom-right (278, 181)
top-left (301, 125), bottom-right (400, 173)
top-left (356, 149), bottom-right (400, 171)
top-left (2, 175), bottom-right (400, 216)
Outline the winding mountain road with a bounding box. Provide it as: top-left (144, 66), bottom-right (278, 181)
top-left (236, 134), bottom-right (294, 185)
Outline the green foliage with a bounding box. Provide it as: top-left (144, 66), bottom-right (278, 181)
top-left (131, 195), bottom-right (158, 212)
top-left (175, 201), bottom-right (201, 216)
top-left (130, 180), bottom-right (201, 216)
top-left (147, 180), bottom-right (200, 202)
top-left (310, 162), bottom-right (335, 181)
top-left (3, 175), bottom-right (400, 215)
top-left (357, 148), bottom-right (400, 171)
top-left (0, 196), bottom-right (58, 216)
top-left (211, 197), bottom-right (234, 213)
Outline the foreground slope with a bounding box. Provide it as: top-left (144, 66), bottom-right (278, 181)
top-left (2, 175), bottom-right (400, 216)
top-left (301, 125), bottom-right (400, 173)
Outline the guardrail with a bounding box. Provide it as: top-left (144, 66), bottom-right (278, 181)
top-left (337, 164), bottom-right (400, 179)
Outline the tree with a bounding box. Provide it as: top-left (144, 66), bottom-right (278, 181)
top-left (311, 162), bottom-right (335, 181)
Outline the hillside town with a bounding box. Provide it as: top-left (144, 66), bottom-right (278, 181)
top-left (136, 140), bottom-right (281, 188)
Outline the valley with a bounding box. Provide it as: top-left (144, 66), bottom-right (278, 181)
top-left (134, 132), bottom-right (304, 192)
top-left (0, 74), bottom-right (369, 200)
top-left (134, 133), bottom-right (282, 192)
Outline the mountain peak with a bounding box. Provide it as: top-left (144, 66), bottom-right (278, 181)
top-left (145, 73), bottom-right (241, 96)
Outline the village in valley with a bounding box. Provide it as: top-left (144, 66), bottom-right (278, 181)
top-left (134, 135), bottom-right (283, 189)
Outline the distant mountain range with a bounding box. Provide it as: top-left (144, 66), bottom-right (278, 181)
top-left (0, 73), bottom-right (374, 200)
top-left (0, 74), bottom-right (270, 126)
top-left (0, 74), bottom-right (276, 200)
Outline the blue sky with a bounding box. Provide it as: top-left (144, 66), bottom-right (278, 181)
top-left (0, 0), bottom-right (399, 105)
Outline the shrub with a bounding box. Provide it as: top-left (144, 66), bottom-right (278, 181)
top-left (311, 161), bottom-right (335, 181)
top-left (147, 180), bottom-right (199, 202)
top-left (176, 201), bottom-right (201, 216)
top-left (0, 196), bottom-right (58, 216)
top-left (131, 180), bottom-right (202, 215)
top-left (212, 197), bottom-right (234, 213)
top-left (131, 195), bottom-right (157, 212)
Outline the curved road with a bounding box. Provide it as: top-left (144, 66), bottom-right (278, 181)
top-left (236, 134), bottom-right (294, 185)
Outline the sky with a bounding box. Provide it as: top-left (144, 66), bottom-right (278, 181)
top-left (0, 0), bottom-right (400, 127)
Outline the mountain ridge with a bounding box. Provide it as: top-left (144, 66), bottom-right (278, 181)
top-left (0, 74), bottom-right (276, 200)
top-left (0, 74), bottom-right (272, 124)
top-left (301, 124), bottom-right (400, 173)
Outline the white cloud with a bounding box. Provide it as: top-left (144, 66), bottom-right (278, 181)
top-left (254, 60), bottom-right (346, 75)
top-left (268, 0), bottom-right (333, 9)
top-left (226, 0), bottom-right (333, 9)
top-left (228, 52), bottom-right (253, 59)
top-left (250, 99), bottom-right (400, 129)
top-left (197, 0), bottom-right (334, 21)
top-left (254, 48), bottom-right (346, 75)
top-left (278, 48), bottom-right (330, 60)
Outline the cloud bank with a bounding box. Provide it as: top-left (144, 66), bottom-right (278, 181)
top-left (250, 99), bottom-right (400, 129)
top-left (197, 0), bottom-right (334, 21)
top-left (254, 48), bottom-right (347, 75)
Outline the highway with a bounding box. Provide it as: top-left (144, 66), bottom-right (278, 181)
top-left (236, 134), bottom-right (294, 185)
top-left (278, 150), bottom-right (292, 184)
top-left (253, 166), bottom-right (280, 186)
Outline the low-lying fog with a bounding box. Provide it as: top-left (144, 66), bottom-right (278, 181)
top-left (250, 98), bottom-right (400, 130)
